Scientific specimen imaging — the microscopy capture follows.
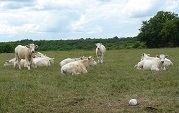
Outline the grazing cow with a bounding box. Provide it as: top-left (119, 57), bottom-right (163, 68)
top-left (32, 57), bottom-right (54, 67)
top-left (60, 56), bottom-right (86, 67)
top-left (140, 53), bottom-right (173, 70)
top-left (135, 54), bottom-right (167, 71)
top-left (14, 44), bottom-right (38, 70)
top-left (95, 43), bottom-right (106, 63)
top-left (61, 56), bottom-right (97, 75)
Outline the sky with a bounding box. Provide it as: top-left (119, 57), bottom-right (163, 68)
top-left (0, 0), bottom-right (179, 42)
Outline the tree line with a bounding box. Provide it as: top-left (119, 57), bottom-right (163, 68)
top-left (0, 37), bottom-right (144, 53)
top-left (0, 11), bottom-right (179, 53)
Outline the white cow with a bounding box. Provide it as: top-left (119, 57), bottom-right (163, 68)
top-left (140, 53), bottom-right (173, 70)
top-left (135, 54), bottom-right (167, 71)
top-left (3, 58), bottom-right (26, 67)
top-left (96, 43), bottom-right (106, 63)
top-left (61, 56), bottom-right (97, 75)
top-left (32, 57), bottom-right (54, 67)
top-left (60, 56), bottom-right (86, 67)
top-left (34, 52), bottom-right (47, 58)
top-left (14, 44), bottom-right (38, 70)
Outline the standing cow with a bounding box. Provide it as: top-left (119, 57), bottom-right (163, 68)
top-left (95, 43), bottom-right (106, 63)
top-left (14, 43), bottom-right (38, 70)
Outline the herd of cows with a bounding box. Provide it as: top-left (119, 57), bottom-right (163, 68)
top-left (3, 43), bottom-right (106, 75)
top-left (3, 43), bottom-right (173, 74)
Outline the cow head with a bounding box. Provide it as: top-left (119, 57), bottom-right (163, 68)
top-left (88, 56), bottom-right (97, 66)
top-left (157, 54), bottom-right (168, 64)
top-left (26, 44), bottom-right (38, 53)
top-left (95, 43), bottom-right (102, 49)
top-left (140, 53), bottom-right (150, 61)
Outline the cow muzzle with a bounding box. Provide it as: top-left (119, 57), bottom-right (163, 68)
top-left (161, 61), bottom-right (164, 64)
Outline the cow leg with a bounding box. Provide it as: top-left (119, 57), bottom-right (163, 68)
top-left (97, 56), bottom-right (100, 63)
top-left (82, 69), bottom-right (88, 74)
top-left (26, 60), bottom-right (31, 70)
top-left (72, 72), bottom-right (81, 75)
top-left (101, 55), bottom-right (103, 63)
top-left (17, 58), bottom-right (22, 69)
top-left (151, 66), bottom-right (159, 71)
top-left (163, 67), bottom-right (166, 70)
top-left (13, 58), bottom-right (18, 68)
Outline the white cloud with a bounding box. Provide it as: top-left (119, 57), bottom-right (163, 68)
top-left (0, 0), bottom-right (179, 42)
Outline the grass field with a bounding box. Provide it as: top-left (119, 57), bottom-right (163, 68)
top-left (0, 48), bottom-right (179, 113)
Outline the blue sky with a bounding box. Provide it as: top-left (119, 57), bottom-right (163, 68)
top-left (0, 0), bottom-right (179, 42)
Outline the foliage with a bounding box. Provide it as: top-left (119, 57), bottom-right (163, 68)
top-left (137, 11), bottom-right (179, 48)
top-left (0, 49), bottom-right (179, 112)
top-left (0, 37), bottom-right (143, 53)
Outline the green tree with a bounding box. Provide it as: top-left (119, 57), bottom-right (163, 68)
top-left (137, 11), bottom-right (179, 48)
top-left (160, 17), bottom-right (179, 47)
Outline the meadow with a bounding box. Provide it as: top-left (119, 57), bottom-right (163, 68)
top-left (0, 48), bottom-right (179, 113)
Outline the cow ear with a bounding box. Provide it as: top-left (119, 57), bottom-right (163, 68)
top-left (147, 54), bottom-right (150, 56)
top-left (88, 56), bottom-right (91, 60)
top-left (36, 45), bottom-right (38, 48)
top-left (156, 55), bottom-right (159, 58)
top-left (165, 55), bottom-right (168, 58)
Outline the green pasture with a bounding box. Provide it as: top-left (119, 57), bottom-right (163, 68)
top-left (0, 48), bottom-right (179, 113)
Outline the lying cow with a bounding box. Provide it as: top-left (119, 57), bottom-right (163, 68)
top-left (33, 57), bottom-right (54, 67)
top-left (135, 54), bottom-right (168, 71)
top-left (140, 53), bottom-right (173, 70)
top-left (95, 43), bottom-right (106, 63)
top-left (34, 52), bottom-right (47, 58)
top-left (60, 56), bottom-right (86, 67)
top-left (3, 58), bottom-right (26, 67)
top-left (61, 56), bottom-right (97, 75)
top-left (14, 43), bottom-right (38, 70)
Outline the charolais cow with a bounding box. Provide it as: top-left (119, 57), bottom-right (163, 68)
top-left (134, 54), bottom-right (168, 71)
top-left (32, 57), bottom-right (54, 67)
top-left (34, 52), bottom-right (47, 58)
top-left (95, 43), bottom-right (106, 63)
top-left (3, 58), bottom-right (26, 67)
top-left (59, 56), bottom-right (86, 67)
top-left (14, 43), bottom-right (38, 70)
top-left (61, 56), bottom-right (97, 75)
top-left (140, 53), bottom-right (173, 70)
